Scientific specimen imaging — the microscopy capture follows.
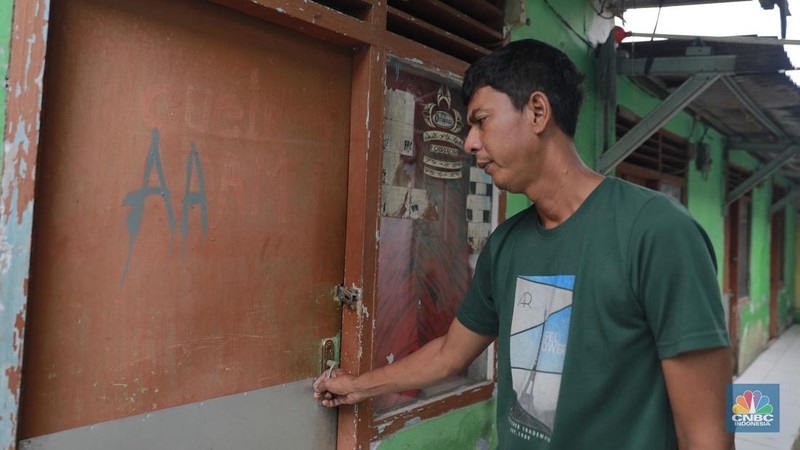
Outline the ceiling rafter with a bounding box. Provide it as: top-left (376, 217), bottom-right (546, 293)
top-left (725, 145), bottom-right (800, 208)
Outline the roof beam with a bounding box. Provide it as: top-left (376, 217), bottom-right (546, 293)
top-left (617, 55), bottom-right (736, 76)
top-left (770, 185), bottom-right (800, 215)
top-left (725, 145), bottom-right (800, 207)
top-left (728, 141), bottom-right (795, 153)
top-left (597, 73), bottom-right (720, 175)
top-left (720, 76), bottom-right (788, 140)
top-left (628, 32), bottom-right (800, 47)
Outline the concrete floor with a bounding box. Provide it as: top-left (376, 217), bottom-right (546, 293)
top-left (734, 324), bottom-right (800, 450)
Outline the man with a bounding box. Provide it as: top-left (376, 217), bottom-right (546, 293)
top-left (314, 39), bottom-right (732, 449)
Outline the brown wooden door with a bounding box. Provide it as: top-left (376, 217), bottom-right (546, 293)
top-left (21, 0), bottom-right (350, 447)
top-left (769, 210), bottom-right (785, 338)
top-left (724, 198), bottom-right (750, 374)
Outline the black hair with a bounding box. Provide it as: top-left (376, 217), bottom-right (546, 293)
top-left (461, 39), bottom-right (585, 137)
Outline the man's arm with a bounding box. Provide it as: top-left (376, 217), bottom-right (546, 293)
top-left (313, 318), bottom-right (495, 407)
top-left (661, 346), bottom-right (733, 450)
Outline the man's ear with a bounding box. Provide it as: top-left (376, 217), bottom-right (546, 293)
top-left (527, 92), bottom-right (551, 133)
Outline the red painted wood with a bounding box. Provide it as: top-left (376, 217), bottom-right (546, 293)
top-left (21, 0), bottom-right (351, 437)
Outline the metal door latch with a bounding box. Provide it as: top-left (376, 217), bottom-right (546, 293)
top-left (335, 284), bottom-right (361, 310)
top-left (320, 338), bottom-right (337, 374)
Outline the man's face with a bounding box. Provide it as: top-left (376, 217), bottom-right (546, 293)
top-left (464, 86), bottom-right (539, 194)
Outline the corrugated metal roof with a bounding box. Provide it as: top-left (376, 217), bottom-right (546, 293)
top-left (619, 38), bottom-right (800, 182)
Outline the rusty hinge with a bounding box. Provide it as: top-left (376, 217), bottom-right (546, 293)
top-left (335, 284), bottom-right (361, 310)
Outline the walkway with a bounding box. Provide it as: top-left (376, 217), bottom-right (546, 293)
top-left (734, 324), bottom-right (800, 450)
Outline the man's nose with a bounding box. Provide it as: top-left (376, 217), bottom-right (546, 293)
top-left (464, 127), bottom-right (481, 154)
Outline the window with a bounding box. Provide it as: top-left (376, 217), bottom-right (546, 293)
top-left (615, 109), bottom-right (689, 204)
top-left (374, 61), bottom-right (495, 418)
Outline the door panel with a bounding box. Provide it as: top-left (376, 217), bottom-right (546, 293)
top-left (22, 0), bottom-right (350, 439)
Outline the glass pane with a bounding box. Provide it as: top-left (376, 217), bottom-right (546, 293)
top-left (373, 62), bottom-right (493, 415)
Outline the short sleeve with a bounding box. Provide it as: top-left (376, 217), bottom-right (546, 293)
top-left (630, 196), bottom-right (730, 359)
top-left (456, 240), bottom-right (499, 337)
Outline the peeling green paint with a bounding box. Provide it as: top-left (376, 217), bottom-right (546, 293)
top-left (737, 183), bottom-right (772, 371)
top-left (376, 399), bottom-right (497, 450)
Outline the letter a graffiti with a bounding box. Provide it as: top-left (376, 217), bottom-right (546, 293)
top-left (121, 128), bottom-right (176, 284)
top-left (181, 143), bottom-right (208, 256)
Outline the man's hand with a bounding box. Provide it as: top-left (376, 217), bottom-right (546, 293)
top-left (313, 369), bottom-right (363, 407)
top-left (310, 318), bottom-right (495, 408)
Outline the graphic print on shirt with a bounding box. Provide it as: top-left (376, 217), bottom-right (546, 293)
top-left (509, 275), bottom-right (573, 443)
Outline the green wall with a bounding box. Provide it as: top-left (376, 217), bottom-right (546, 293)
top-left (686, 137), bottom-right (726, 287)
top-left (505, 0), bottom-right (602, 217)
top-left (781, 205), bottom-right (796, 328)
top-left (376, 399), bottom-right (497, 450)
top-left (738, 181), bottom-right (771, 371)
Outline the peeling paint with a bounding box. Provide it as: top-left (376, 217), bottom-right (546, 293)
top-left (0, 0), bottom-right (51, 448)
top-left (0, 196), bottom-right (35, 448)
top-left (376, 420), bottom-right (393, 434)
top-left (403, 417), bottom-right (421, 429)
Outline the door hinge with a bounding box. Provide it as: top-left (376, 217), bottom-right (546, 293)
top-left (335, 284), bottom-right (362, 310)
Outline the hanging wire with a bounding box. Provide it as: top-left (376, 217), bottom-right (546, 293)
top-left (592, 0), bottom-right (616, 20)
top-left (650, 0), bottom-right (666, 43)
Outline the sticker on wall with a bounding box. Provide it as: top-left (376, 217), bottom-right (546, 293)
top-left (381, 185), bottom-right (437, 220)
top-left (385, 89), bottom-right (416, 157)
top-left (422, 155), bottom-right (462, 170)
top-left (383, 89), bottom-right (416, 188)
top-left (421, 85), bottom-right (464, 180)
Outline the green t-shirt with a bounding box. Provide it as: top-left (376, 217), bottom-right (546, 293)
top-left (457, 177), bottom-right (729, 450)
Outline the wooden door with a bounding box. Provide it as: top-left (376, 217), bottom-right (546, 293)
top-left (20, 0), bottom-right (350, 448)
top-left (724, 199), bottom-right (749, 374)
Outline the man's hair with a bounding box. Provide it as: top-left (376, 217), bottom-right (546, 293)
top-left (461, 39), bottom-right (585, 137)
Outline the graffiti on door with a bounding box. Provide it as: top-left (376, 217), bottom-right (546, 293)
top-left (121, 128), bottom-right (208, 284)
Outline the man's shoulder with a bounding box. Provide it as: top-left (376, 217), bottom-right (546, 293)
top-left (603, 177), bottom-right (689, 221)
